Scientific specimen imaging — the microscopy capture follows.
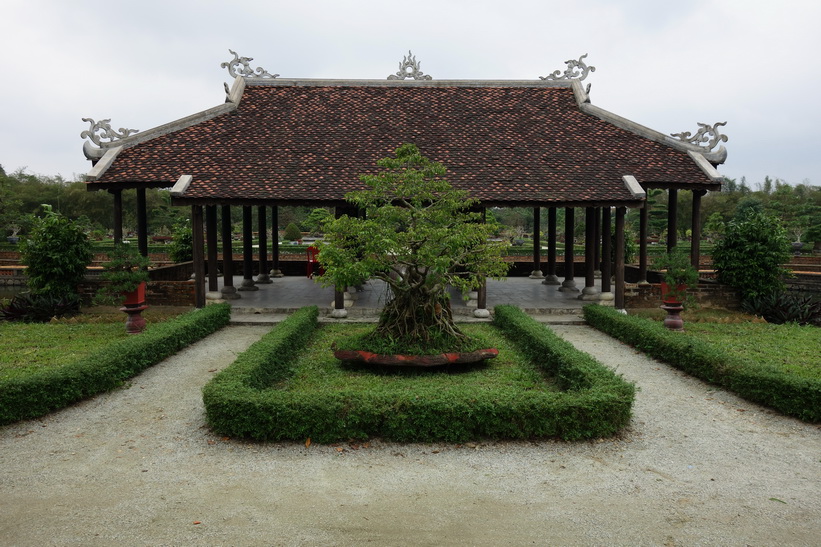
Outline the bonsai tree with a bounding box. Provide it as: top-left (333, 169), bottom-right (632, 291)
top-left (653, 247), bottom-right (699, 304)
top-left (318, 144), bottom-right (509, 352)
top-left (95, 243), bottom-right (151, 304)
top-left (283, 222), bottom-right (302, 242)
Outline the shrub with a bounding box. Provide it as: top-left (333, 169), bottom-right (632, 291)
top-left (0, 303), bottom-right (231, 424)
top-left (742, 291), bottom-right (821, 327)
top-left (203, 305), bottom-right (635, 442)
top-left (0, 292), bottom-right (81, 323)
top-left (283, 222), bottom-right (302, 242)
top-left (583, 305), bottom-right (821, 422)
top-left (19, 205), bottom-right (92, 298)
top-left (712, 210), bottom-right (791, 301)
top-left (167, 221), bottom-right (193, 263)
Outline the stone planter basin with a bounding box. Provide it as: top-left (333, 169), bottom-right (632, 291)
top-left (334, 348), bottom-right (498, 367)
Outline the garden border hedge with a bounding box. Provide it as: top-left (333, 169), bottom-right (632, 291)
top-left (202, 305), bottom-right (635, 442)
top-left (583, 305), bottom-right (821, 422)
top-left (0, 302), bottom-right (231, 425)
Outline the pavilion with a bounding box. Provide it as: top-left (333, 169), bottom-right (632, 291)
top-left (82, 51), bottom-right (726, 313)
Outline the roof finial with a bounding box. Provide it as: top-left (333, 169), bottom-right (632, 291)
top-left (540, 53), bottom-right (596, 83)
top-left (387, 50), bottom-right (433, 80)
top-left (670, 122), bottom-right (728, 151)
top-left (221, 49), bottom-right (279, 79)
top-left (80, 118), bottom-right (139, 147)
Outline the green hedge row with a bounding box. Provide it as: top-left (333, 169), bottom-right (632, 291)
top-left (203, 305), bottom-right (635, 442)
top-left (0, 303), bottom-right (231, 425)
top-left (583, 305), bottom-right (821, 422)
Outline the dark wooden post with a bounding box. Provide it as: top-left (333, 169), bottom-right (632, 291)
top-left (205, 205), bottom-right (219, 297)
top-left (111, 189), bottom-right (123, 244)
top-left (238, 206), bottom-right (258, 291)
top-left (580, 207), bottom-right (599, 300)
top-left (256, 205), bottom-right (271, 283)
top-left (330, 205), bottom-right (348, 318)
top-left (593, 207), bottom-right (601, 274)
top-left (530, 207), bottom-right (543, 279)
top-left (667, 188), bottom-right (678, 252)
top-left (136, 188), bottom-right (148, 257)
top-left (615, 207), bottom-right (626, 311)
top-left (543, 207), bottom-right (560, 285)
top-left (220, 205), bottom-right (239, 299)
top-left (601, 207), bottom-right (613, 300)
top-left (639, 202), bottom-right (649, 284)
top-left (691, 190), bottom-right (706, 271)
top-left (559, 207), bottom-right (578, 292)
top-left (270, 206), bottom-right (282, 277)
top-left (191, 205), bottom-right (206, 308)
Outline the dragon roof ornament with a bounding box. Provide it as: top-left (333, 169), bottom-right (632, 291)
top-left (540, 53), bottom-right (595, 82)
top-left (670, 121), bottom-right (728, 152)
top-left (221, 49), bottom-right (279, 79)
top-left (387, 50), bottom-right (432, 80)
top-left (80, 118), bottom-right (139, 147)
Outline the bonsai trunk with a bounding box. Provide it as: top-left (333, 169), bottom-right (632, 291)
top-left (374, 285), bottom-right (465, 347)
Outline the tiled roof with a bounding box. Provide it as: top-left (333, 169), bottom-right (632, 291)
top-left (88, 81), bottom-right (721, 205)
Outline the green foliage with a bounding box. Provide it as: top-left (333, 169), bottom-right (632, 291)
top-left (0, 303), bottom-right (230, 425)
top-left (318, 144), bottom-right (509, 348)
top-left (19, 205), bottom-right (93, 298)
top-left (283, 222), bottom-right (303, 241)
top-left (584, 305), bottom-right (821, 422)
top-left (203, 306), bottom-right (634, 442)
top-left (0, 292), bottom-right (82, 322)
top-left (653, 247), bottom-right (699, 304)
top-left (712, 210), bottom-right (791, 301)
top-left (98, 243), bottom-right (151, 295)
top-left (301, 208), bottom-right (332, 235)
top-left (741, 291), bottom-right (821, 327)
top-left (167, 220), bottom-right (193, 262)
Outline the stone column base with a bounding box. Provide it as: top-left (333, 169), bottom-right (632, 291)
top-left (269, 269), bottom-right (284, 278)
top-left (238, 278), bottom-right (259, 291)
top-left (205, 291), bottom-right (223, 301)
top-left (578, 286), bottom-right (601, 301)
top-left (220, 286), bottom-right (241, 300)
top-left (529, 270), bottom-right (544, 279)
top-left (558, 280), bottom-right (579, 292)
top-left (255, 273), bottom-right (272, 284)
top-left (598, 291), bottom-right (615, 301)
top-left (330, 308), bottom-right (348, 319)
top-left (542, 274), bottom-right (561, 285)
top-left (473, 308), bottom-right (491, 318)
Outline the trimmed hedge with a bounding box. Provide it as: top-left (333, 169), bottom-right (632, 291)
top-left (0, 303), bottom-right (231, 425)
top-left (583, 305), bottom-right (821, 422)
top-left (202, 305), bottom-right (635, 442)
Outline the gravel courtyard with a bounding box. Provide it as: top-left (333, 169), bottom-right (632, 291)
top-left (1, 324), bottom-right (818, 546)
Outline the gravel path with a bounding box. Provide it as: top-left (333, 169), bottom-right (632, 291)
top-left (1, 324), bottom-right (819, 546)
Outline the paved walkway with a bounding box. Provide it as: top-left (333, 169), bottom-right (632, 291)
top-left (1, 323), bottom-right (818, 545)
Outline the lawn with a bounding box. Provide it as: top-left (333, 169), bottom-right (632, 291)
top-left (685, 322), bottom-right (821, 381)
top-left (0, 306), bottom-right (192, 381)
top-left (280, 323), bottom-right (559, 394)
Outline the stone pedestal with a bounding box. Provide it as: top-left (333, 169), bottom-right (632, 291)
top-left (542, 274), bottom-right (561, 285)
top-left (529, 270), bottom-right (544, 279)
top-left (598, 291), bottom-right (615, 302)
top-left (269, 269), bottom-right (284, 278)
top-left (255, 273), bottom-right (272, 284)
top-left (473, 308), bottom-right (491, 319)
top-left (578, 286), bottom-right (601, 301)
top-left (238, 278), bottom-right (258, 291)
top-left (220, 286), bottom-right (241, 300)
top-left (559, 279), bottom-right (579, 292)
top-left (205, 291), bottom-right (223, 301)
top-left (330, 308), bottom-right (348, 319)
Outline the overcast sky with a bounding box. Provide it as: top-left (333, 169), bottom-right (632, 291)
top-left (2, 0), bottom-right (820, 188)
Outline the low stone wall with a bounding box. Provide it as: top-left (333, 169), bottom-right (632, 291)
top-left (79, 279), bottom-right (196, 307)
top-left (624, 281), bottom-right (741, 309)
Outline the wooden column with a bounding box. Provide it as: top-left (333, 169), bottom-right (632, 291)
top-left (580, 207), bottom-right (599, 300)
top-left (238, 206), bottom-right (258, 291)
top-left (205, 205), bottom-right (219, 297)
top-left (256, 205), bottom-right (271, 283)
top-left (543, 207), bottom-right (560, 285)
top-left (111, 189), bottom-right (123, 244)
top-left (220, 205), bottom-right (239, 299)
top-left (191, 205), bottom-right (206, 308)
top-left (639, 202), bottom-right (649, 284)
top-left (136, 188), bottom-right (148, 257)
top-left (691, 190), bottom-right (706, 271)
top-left (600, 207), bottom-right (613, 301)
top-left (667, 188), bottom-right (678, 252)
top-left (615, 207), bottom-right (626, 311)
top-left (473, 207), bottom-right (490, 318)
top-left (593, 207), bottom-right (602, 274)
top-left (559, 207), bottom-right (578, 292)
top-left (529, 207), bottom-right (543, 278)
top-left (270, 206), bottom-right (282, 277)
top-left (330, 205), bottom-right (348, 318)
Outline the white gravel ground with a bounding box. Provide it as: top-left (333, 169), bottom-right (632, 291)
top-left (0, 324), bottom-right (819, 546)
